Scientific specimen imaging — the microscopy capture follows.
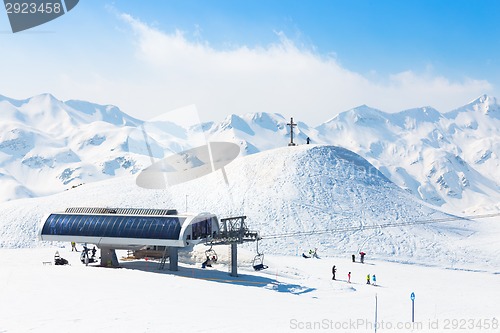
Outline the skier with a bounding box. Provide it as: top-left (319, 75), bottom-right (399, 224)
top-left (306, 137), bottom-right (310, 144)
top-left (71, 242), bottom-right (78, 252)
top-left (331, 265), bottom-right (337, 280)
top-left (202, 256), bottom-right (212, 269)
top-left (310, 248), bottom-right (319, 259)
top-left (351, 254), bottom-right (355, 262)
top-left (91, 246), bottom-right (97, 259)
top-left (81, 244), bottom-right (90, 265)
top-left (348, 272), bottom-right (351, 283)
top-left (366, 274), bottom-right (371, 284)
top-left (372, 274), bottom-right (377, 286)
top-left (359, 252), bottom-right (366, 264)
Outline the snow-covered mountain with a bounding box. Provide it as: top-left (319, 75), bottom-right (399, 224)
top-left (1, 93), bottom-right (499, 214)
top-left (313, 96), bottom-right (500, 213)
top-left (0, 94), bottom-right (161, 201)
top-left (3, 145), bottom-right (494, 272)
top-left (207, 95), bottom-right (500, 213)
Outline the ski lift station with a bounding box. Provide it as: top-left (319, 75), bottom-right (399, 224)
top-left (39, 207), bottom-right (262, 276)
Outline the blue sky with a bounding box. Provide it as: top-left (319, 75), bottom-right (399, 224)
top-left (1, 0), bottom-right (499, 125)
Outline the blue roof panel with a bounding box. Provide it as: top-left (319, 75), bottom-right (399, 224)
top-left (41, 214), bottom-right (183, 240)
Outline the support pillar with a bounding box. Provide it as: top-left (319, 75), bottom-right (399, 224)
top-left (100, 247), bottom-right (119, 267)
top-left (169, 247), bottom-right (178, 271)
top-left (230, 243), bottom-right (238, 277)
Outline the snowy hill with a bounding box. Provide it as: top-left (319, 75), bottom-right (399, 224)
top-left (1, 145), bottom-right (496, 272)
top-left (205, 95), bottom-right (500, 214)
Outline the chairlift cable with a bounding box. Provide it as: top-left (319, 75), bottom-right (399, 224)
top-left (259, 212), bottom-right (500, 240)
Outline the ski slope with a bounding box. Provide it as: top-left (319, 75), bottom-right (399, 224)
top-left (0, 145), bottom-right (498, 272)
top-left (0, 246), bottom-right (498, 333)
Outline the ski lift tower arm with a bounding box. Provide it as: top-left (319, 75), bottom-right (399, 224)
top-left (208, 215), bottom-right (260, 277)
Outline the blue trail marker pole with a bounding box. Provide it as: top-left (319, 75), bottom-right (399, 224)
top-left (410, 292), bottom-right (415, 323)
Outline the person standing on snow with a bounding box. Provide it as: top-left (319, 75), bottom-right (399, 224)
top-left (366, 274), bottom-right (371, 284)
top-left (372, 274), bottom-right (377, 286)
top-left (332, 265), bottom-right (337, 280)
top-left (348, 272), bottom-right (351, 283)
top-left (360, 252), bottom-right (366, 264)
top-left (71, 242), bottom-right (78, 252)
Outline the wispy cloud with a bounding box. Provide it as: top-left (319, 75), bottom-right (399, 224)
top-left (118, 13), bottom-right (492, 124)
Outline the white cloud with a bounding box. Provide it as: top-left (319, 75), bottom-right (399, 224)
top-left (4, 13), bottom-right (489, 126)
top-left (116, 14), bottom-right (493, 125)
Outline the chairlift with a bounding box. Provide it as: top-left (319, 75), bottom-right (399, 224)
top-left (252, 239), bottom-right (268, 271)
top-left (205, 244), bottom-right (218, 262)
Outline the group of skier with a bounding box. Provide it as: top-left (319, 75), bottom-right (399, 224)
top-left (331, 251), bottom-right (377, 285)
top-left (366, 273), bottom-right (377, 285)
top-left (352, 252), bottom-right (366, 263)
top-left (302, 248), bottom-right (319, 259)
top-left (332, 265), bottom-right (377, 285)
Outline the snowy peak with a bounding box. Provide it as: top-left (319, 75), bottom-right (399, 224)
top-left (212, 112), bottom-right (287, 136)
top-left (217, 114), bottom-right (256, 135)
top-left (246, 112), bottom-right (286, 131)
top-left (324, 105), bottom-right (444, 131)
top-left (447, 94), bottom-right (500, 119)
top-left (20, 93), bottom-right (69, 117)
top-left (1, 92), bottom-right (499, 214)
top-left (0, 94), bottom-right (142, 129)
top-left (208, 112), bottom-right (309, 155)
top-left (326, 105), bottom-right (388, 126)
top-left (394, 106), bottom-right (443, 126)
top-left (0, 94), bottom-right (153, 201)
top-left (467, 94), bottom-right (498, 115)
top-left (65, 100), bottom-right (143, 127)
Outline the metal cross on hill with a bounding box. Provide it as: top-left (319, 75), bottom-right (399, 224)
top-left (287, 117), bottom-right (297, 146)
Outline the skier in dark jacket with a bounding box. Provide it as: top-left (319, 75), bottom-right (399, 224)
top-left (332, 265), bottom-right (337, 280)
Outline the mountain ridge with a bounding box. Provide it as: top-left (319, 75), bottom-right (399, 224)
top-left (0, 93), bottom-right (498, 214)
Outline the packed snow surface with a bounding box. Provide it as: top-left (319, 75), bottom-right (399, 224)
top-left (0, 246), bottom-right (498, 332)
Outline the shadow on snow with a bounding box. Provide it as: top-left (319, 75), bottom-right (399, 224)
top-left (117, 260), bottom-right (315, 295)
